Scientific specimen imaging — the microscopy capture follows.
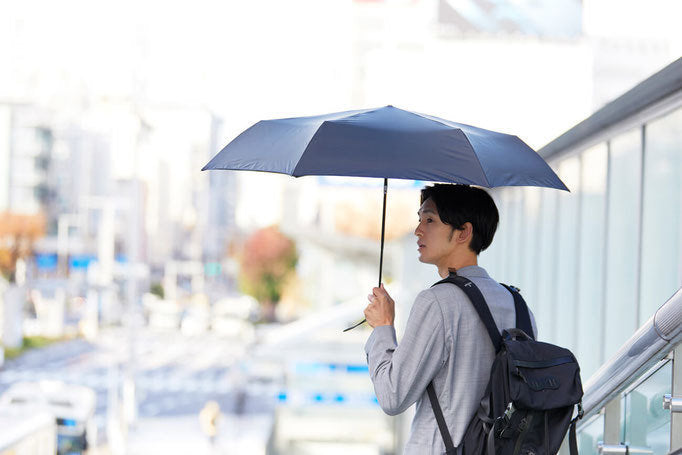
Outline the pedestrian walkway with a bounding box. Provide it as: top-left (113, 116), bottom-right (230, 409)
top-left (128, 413), bottom-right (273, 455)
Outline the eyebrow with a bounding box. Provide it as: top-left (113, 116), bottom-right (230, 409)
top-left (417, 209), bottom-right (437, 216)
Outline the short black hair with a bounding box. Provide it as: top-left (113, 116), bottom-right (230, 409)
top-left (420, 184), bottom-right (499, 255)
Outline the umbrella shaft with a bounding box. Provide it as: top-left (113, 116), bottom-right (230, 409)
top-left (379, 178), bottom-right (387, 287)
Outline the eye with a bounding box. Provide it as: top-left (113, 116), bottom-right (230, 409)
top-left (426, 218), bottom-right (433, 223)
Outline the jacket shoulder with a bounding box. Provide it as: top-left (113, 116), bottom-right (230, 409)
top-left (416, 283), bottom-right (473, 317)
top-left (424, 282), bottom-right (471, 303)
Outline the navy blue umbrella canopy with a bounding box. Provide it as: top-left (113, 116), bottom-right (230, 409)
top-left (202, 105), bottom-right (568, 191)
top-left (203, 106), bottom-right (567, 330)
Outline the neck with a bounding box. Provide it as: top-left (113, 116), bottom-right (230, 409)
top-left (437, 255), bottom-right (478, 278)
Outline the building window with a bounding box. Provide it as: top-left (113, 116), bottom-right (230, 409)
top-left (576, 143), bottom-right (608, 379)
top-left (604, 127), bottom-right (642, 361)
top-left (520, 187), bottom-right (541, 312)
top-left (481, 190), bottom-right (508, 281)
top-left (555, 156), bottom-right (581, 352)
top-left (504, 187), bottom-right (524, 286)
top-left (536, 187), bottom-right (558, 339)
top-left (639, 106), bottom-right (682, 323)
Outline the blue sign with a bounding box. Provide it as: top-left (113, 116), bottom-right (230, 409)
top-left (205, 262), bottom-right (222, 276)
top-left (57, 418), bottom-right (77, 427)
top-left (35, 253), bottom-right (58, 271)
top-left (345, 365), bottom-right (369, 374)
top-left (70, 255), bottom-right (95, 270)
top-left (275, 390), bottom-right (378, 407)
top-left (295, 362), bottom-right (369, 375)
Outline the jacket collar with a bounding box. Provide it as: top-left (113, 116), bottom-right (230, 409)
top-left (448, 265), bottom-right (490, 279)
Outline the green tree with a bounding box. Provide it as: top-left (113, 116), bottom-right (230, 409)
top-left (238, 226), bottom-right (298, 318)
top-left (150, 282), bottom-right (165, 299)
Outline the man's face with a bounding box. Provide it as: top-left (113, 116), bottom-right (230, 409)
top-left (415, 198), bottom-right (457, 266)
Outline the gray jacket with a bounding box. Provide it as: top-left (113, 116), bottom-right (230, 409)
top-left (364, 265), bottom-right (537, 455)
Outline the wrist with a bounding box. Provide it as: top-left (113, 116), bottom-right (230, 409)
top-left (373, 321), bottom-right (394, 328)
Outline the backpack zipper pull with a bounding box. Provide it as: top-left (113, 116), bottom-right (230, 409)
top-left (504, 402), bottom-right (515, 420)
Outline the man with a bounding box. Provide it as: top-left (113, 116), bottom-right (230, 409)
top-left (364, 184), bottom-right (536, 455)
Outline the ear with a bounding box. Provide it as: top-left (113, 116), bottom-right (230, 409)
top-left (455, 222), bottom-right (474, 245)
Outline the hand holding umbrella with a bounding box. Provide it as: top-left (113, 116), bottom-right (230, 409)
top-left (364, 284), bottom-right (395, 328)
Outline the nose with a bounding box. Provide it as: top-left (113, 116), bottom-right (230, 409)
top-left (414, 223), bottom-right (422, 237)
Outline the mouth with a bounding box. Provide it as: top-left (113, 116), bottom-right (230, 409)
top-left (417, 243), bottom-right (425, 250)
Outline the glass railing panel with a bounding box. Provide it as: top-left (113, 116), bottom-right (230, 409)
top-left (623, 361), bottom-right (672, 455)
top-left (578, 413), bottom-right (604, 455)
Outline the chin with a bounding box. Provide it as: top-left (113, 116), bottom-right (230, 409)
top-left (417, 255), bottom-right (431, 264)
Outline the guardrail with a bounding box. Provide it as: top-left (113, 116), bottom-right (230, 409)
top-left (581, 287), bottom-right (682, 417)
top-left (575, 287), bottom-right (682, 454)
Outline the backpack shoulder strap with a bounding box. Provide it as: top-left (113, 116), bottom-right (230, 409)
top-left (433, 275), bottom-right (502, 352)
top-left (500, 284), bottom-right (535, 340)
top-left (426, 381), bottom-right (457, 454)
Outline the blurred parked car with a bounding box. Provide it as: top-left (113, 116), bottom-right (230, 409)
top-left (143, 293), bottom-right (183, 330)
top-left (0, 405), bottom-right (55, 454)
top-left (0, 381), bottom-right (96, 454)
top-left (211, 295), bottom-right (258, 339)
top-left (181, 303), bottom-right (211, 335)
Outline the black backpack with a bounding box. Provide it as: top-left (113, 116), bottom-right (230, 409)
top-left (427, 274), bottom-right (584, 455)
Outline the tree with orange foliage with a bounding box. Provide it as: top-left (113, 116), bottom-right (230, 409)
top-left (0, 212), bottom-right (46, 282)
top-left (238, 226), bottom-right (297, 320)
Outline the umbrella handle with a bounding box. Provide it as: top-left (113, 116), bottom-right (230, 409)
top-left (344, 179), bottom-right (388, 332)
top-left (343, 318), bottom-right (366, 332)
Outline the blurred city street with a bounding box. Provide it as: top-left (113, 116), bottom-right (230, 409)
top-left (0, 327), bottom-right (276, 453)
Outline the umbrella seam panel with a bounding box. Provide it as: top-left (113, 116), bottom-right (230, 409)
top-left (406, 110), bottom-right (492, 187)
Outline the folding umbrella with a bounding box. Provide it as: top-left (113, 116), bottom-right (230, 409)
top-left (202, 105), bottom-right (568, 330)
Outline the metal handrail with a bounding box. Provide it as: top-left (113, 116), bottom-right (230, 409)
top-left (579, 287), bottom-right (682, 422)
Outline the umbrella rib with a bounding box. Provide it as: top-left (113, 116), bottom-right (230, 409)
top-left (290, 123), bottom-right (331, 177)
top-left (291, 106), bottom-right (393, 177)
top-left (406, 110), bottom-right (492, 187)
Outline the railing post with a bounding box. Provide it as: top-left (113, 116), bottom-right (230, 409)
top-left (672, 345), bottom-right (682, 451)
top-left (604, 397), bottom-right (622, 445)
